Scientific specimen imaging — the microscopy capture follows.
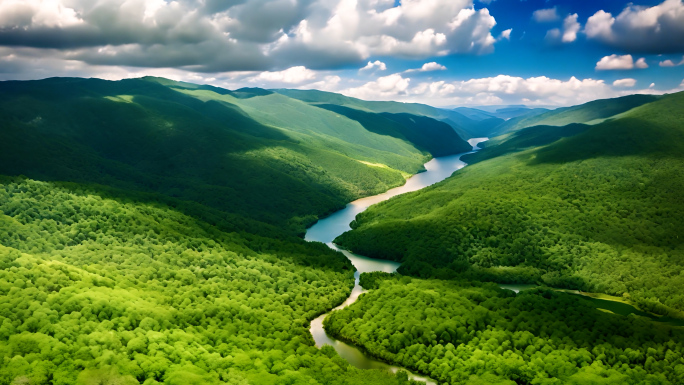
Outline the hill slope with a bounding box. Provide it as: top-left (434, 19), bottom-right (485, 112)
top-left (493, 94), bottom-right (660, 135)
top-left (0, 77), bottom-right (468, 234)
top-left (0, 77), bottom-right (456, 384)
top-left (273, 88), bottom-right (503, 139)
top-left (336, 91), bottom-right (684, 315)
top-left (0, 177), bottom-right (416, 385)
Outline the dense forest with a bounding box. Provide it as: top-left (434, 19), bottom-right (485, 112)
top-left (0, 178), bottom-right (422, 385)
top-left (0, 78), bottom-right (463, 385)
top-left (0, 77), bottom-right (471, 235)
top-left (325, 273), bottom-right (684, 384)
top-left (336, 91), bottom-right (684, 316)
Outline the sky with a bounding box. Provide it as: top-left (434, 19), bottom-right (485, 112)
top-left (0, 0), bottom-right (683, 106)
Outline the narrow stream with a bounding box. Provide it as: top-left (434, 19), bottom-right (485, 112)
top-left (305, 138), bottom-right (488, 384)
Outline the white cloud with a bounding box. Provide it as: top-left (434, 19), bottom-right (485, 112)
top-left (412, 75), bottom-right (618, 106)
top-left (659, 56), bottom-right (684, 66)
top-left (270, 0), bottom-right (501, 65)
top-left (360, 60), bottom-right (387, 71)
top-left (499, 28), bottom-right (512, 40)
top-left (410, 74), bottom-right (684, 106)
top-left (585, 0), bottom-right (684, 53)
top-left (595, 54), bottom-right (648, 70)
top-left (253, 66), bottom-right (316, 84)
top-left (0, 0), bottom-right (505, 73)
top-left (562, 14), bottom-right (580, 43)
top-left (0, 0), bottom-right (84, 28)
top-left (342, 73), bottom-right (646, 106)
top-left (341, 73), bottom-right (411, 100)
top-left (546, 13), bottom-right (581, 44)
top-left (635, 57), bottom-right (649, 69)
top-left (406, 62), bottom-right (447, 72)
top-left (300, 75), bottom-right (342, 91)
top-left (533, 7), bottom-right (559, 23)
top-left (613, 78), bottom-right (637, 87)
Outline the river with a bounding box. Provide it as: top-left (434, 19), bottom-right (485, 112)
top-left (305, 138), bottom-right (489, 384)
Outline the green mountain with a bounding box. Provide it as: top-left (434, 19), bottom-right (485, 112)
top-left (0, 76), bottom-right (468, 234)
top-left (335, 90), bottom-right (684, 317)
top-left (0, 77), bottom-right (472, 385)
top-left (492, 94), bottom-right (659, 135)
top-left (454, 106), bottom-right (549, 121)
top-left (272, 88), bottom-right (502, 139)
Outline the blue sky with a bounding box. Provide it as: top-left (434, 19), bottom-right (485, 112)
top-left (0, 0), bottom-right (682, 106)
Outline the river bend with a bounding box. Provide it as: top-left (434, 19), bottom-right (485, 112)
top-left (305, 138), bottom-right (488, 384)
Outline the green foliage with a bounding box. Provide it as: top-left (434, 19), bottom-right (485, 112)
top-left (493, 94), bottom-right (660, 135)
top-left (314, 104), bottom-right (472, 157)
top-left (461, 123), bottom-right (591, 164)
top-left (0, 178), bottom-right (418, 385)
top-left (336, 91), bottom-right (684, 315)
top-left (0, 77), bottom-right (467, 234)
top-left (325, 275), bottom-right (684, 384)
top-left (272, 88), bottom-right (503, 139)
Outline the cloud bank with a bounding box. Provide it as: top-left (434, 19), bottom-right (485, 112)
top-left (0, 0), bottom-right (502, 72)
top-left (586, 0), bottom-right (684, 53)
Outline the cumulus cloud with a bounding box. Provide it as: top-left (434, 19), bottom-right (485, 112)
top-left (659, 56), bottom-right (684, 66)
top-left (252, 66), bottom-right (316, 84)
top-left (595, 54), bottom-right (648, 70)
top-left (0, 0), bottom-right (504, 73)
top-left (585, 0), bottom-right (684, 53)
top-left (441, 75), bottom-right (612, 106)
top-left (635, 57), bottom-right (649, 68)
top-left (533, 7), bottom-right (559, 23)
top-left (405, 62), bottom-right (447, 72)
top-left (613, 78), bottom-right (637, 87)
top-left (342, 71), bottom-right (684, 106)
top-left (545, 13), bottom-right (581, 44)
top-left (499, 28), bottom-right (512, 40)
top-left (300, 75), bottom-right (342, 91)
top-left (340, 73), bottom-right (648, 106)
top-left (561, 14), bottom-right (581, 43)
top-left (341, 73), bottom-right (411, 99)
top-left (360, 60), bottom-right (387, 71)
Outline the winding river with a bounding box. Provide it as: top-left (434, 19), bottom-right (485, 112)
top-left (305, 138), bottom-right (488, 384)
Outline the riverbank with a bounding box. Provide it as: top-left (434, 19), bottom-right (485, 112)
top-left (304, 138), bottom-right (488, 384)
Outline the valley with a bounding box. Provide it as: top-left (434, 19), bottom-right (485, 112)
top-left (1, 77), bottom-right (683, 385)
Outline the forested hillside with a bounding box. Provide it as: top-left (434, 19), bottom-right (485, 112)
top-left (0, 78), bottom-right (455, 385)
top-left (0, 77), bottom-right (469, 235)
top-left (325, 274), bottom-right (684, 384)
top-left (0, 178), bottom-right (419, 385)
top-left (272, 89), bottom-right (505, 139)
top-left (336, 91), bottom-right (684, 316)
top-left (492, 94), bottom-right (659, 135)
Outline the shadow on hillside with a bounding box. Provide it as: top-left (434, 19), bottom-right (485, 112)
top-left (532, 117), bottom-right (684, 165)
top-left (315, 104), bottom-right (470, 156)
top-left (0, 78), bottom-right (355, 231)
top-left (462, 123), bottom-right (591, 165)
